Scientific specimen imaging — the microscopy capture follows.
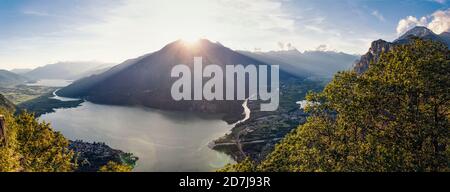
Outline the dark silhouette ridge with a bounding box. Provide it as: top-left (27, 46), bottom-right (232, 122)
top-left (58, 39), bottom-right (296, 123)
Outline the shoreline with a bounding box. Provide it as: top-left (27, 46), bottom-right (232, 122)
top-left (48, 91), bottom-right (250, 169)
top-left (208, 99), bottom-right (251, 150)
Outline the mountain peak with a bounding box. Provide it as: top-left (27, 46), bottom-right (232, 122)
top-left (355, 26), bottom-right (449, 74)
top-left (161, 39), bottom-right (225, 52)
top-left (409, 26), bottom-right (432, 31)
top-left (175, 38), bottom-right (220, 46)
top-left (57, 38), bottom-right (280, 123)
top-left (395, 26), bottom-right (438, 43)
top-left (403, 26), bottom-right (434, 36)
top-left (353, 39), bottom-right (393, 74)
top-left (371, 39), bottom-right (390, 47)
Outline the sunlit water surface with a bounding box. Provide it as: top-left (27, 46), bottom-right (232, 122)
top-left (27, 79), bottom-right (73, 87)
top-left (40, 101), bottom-right (236, 171)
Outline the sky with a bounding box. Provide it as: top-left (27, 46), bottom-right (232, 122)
top-left (0, 0), bottom-right (449, 70)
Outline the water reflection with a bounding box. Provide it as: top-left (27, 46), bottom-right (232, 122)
top-left (40, 102), bottom-right (236, 171)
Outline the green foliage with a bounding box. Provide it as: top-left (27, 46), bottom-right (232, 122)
top-left (98, 161), bottom-right (133, 172)
top-left (15, 112), bottom-right (75, 172)
top-left (0, 110), bottom-right (21, 172)
top-left (233, 39), bottom-right (450, 172)
top-left (0, 109), bottom-right (76, 172)
top-left (0, 94), bottom-right (16, 112)
top-left (218, 157), bottom-right (257, 172)
top-left (0, 108), bottom-right (136, 172)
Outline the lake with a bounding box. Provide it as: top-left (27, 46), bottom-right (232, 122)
top-left (27, 79), bottom-right (73, 87)
top-left (40, 101), bottom-right (237, 172)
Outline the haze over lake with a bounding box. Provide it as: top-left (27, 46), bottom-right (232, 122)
top-left (40, 101), bottom-right (235, 171)
top-left (27, 79), bottom-right (73, 87)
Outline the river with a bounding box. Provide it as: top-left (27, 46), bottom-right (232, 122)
top-left (40, 95), bottom-right (251, 171)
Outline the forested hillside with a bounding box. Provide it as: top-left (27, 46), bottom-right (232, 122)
top-left (0, 109), bottom-right (134, 172)
top-left (222, 39), bottom-right (449, 172)
top-left (0, 94), bottom-right (16, 112)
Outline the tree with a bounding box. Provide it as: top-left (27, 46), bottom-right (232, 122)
top-left (243, 39), bottom-right (449, 172)
top-left (0, 109), bottom-right (21, 172)
top-left (15, 112), bottom-right (75, 172)
top-left (99, 161), bottom-right (133, 172)
top-left (0, 108), bottom-right (135, 172)
top-left (0, 109), bottom-right (76, 172)
top-left (218, 157), bottom-right (257, 172)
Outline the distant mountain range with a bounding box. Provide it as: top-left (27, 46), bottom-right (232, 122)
top-left (239, 49), bottom-right (359, 79)
top-left (58, 39), bottom-right (297, 123)
top-left (0, 70), bottom-right (29, 87)
top-left (0, 61), bottom-right (115, 87)
top-left (354, 26), bottom-right (450, 74)
top-left (22, 61), bottom-right (115, 81)
top-left (10, 68), bottom-right (32, 75)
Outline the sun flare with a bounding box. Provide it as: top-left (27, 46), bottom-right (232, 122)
top-left (180, 36), bottom-right (201, 44)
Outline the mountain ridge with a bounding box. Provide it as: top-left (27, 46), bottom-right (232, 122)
top-left (354, 26), bottom-right (450, 74)
top-left (0, 70), bottom-right (29, 87)
top-left (239, 49), bottom-right (359, 79)
top-left (58, 39), bottom-right (295, 123)
top-left (10, 68), bottom-right (32, 75)
top-left (0, 94), bottom-right (16, 112)
top-left (24, 61), bottom-right (115, 81)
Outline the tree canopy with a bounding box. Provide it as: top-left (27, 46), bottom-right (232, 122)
top-left (0, 109), bottom-right (75, 172)
top-left (99, 161), bottom-right (133, 172)
top-left (224, 39), bottom-right (449, 172)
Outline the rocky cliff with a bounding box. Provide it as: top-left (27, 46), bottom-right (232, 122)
top-left (354, 39), bottom-right (394, 74)
top-left (354, 26), bottom-right (449, 74)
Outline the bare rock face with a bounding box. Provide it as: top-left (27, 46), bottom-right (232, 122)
top-left (354, 26), bottom-right (449, 74)
top-left (394, 26), bottom-right (440, 44)
top-left (353, 39), bottom-right (393, 74)
top-left (0, 115), bottom-right (6, 145)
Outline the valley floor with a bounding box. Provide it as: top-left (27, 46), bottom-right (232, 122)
top-left (0, 85), bottom-right (55, 104)
top-left (1, 77), bottom-right (325, 169)
top-left (212, 78), bottom-right (325, 162)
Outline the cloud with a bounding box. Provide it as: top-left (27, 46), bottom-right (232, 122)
top-left (431, 0), bottom-right (447, 4)
top-left (428, 9), bottom-right (450, 34)
top-left (78, 0), bottom-right (297, 55)
top-left (371, 10), bottom-right (385, 22)
top-left (1, 0), bottom-right (297, 69)
top-left (22, 10), bottom-right (51, 17)
top-left (396, 8), bottom-right (450, 35)
top-left (0, 0), bottom-right (389, 69)
top-left (396, 16), bottom-right (428, 35)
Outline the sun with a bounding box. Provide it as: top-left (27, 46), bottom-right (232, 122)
top-left (182, 37), bottom-right (200, 43)
top-left (181, 37), bottom-right (200, 45)
top-left (179, 34), bottom-right (202, 45)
